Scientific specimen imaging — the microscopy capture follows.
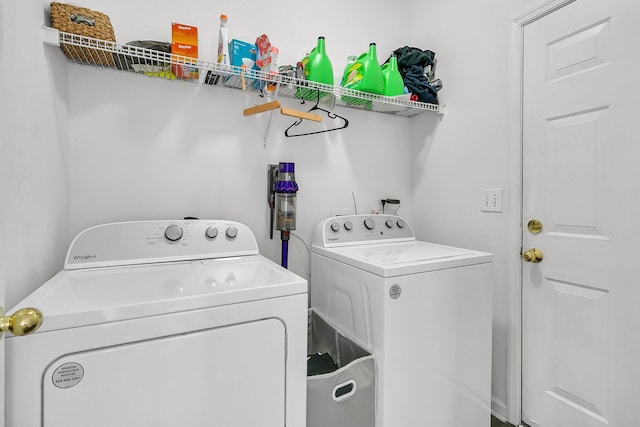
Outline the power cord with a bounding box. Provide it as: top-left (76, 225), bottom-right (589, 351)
top-left (290, 231), bottom-right (311, 280)
top-left (352, 192), bottom-right (358, 215)
top-left (291, 232), bottom-right (311, 255)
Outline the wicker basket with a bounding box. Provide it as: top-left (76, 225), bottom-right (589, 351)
top-left (50, 2), bottom-right (116, 66)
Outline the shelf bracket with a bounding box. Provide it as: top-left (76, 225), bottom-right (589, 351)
top-left (42, 26), bottom-right (60, 46)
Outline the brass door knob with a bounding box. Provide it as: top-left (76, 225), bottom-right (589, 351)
top-left (527, 219), bottom-right (543, 234)
top-left (0, 307), bottom-right (43, 337)
top-left (522, 248), bottom-right (543, 263)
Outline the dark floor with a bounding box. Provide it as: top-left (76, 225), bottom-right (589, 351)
top-left (491, 415), bottom-right (516, 427)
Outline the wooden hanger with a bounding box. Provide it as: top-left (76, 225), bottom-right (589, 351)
top-left (280, 107), bottom-right (322, 122)
top-left (244, 102), bottom-right (323, 122)
top-left (284, 89), bottom-right (348, 137)
top-left (242, 80), bottom-right (321, 123)
top-left (243, 100), bottom-right (281, 116)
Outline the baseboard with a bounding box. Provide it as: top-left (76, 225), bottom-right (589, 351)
top-left (491, 397), bottom-right (508, 422)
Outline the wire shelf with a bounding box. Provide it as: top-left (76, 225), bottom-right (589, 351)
top-left (46, 28), bottom-right (442, 117)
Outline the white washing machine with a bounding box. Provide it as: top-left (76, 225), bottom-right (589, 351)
top-left (6, 219), bottom-right (308, 427)
top-left (311, 214), bottom-right (493, 427)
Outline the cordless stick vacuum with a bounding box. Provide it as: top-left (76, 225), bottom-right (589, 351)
top-left (271, 162), bottom-right (298, 269)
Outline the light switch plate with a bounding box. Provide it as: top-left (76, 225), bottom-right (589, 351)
top-left (481, 188), bottom-right (503, 213)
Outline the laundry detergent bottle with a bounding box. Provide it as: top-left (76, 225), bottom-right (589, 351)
top-left (341, 42), bottom-right (384, 94)
top-left (381, 54), bottom-right (405, 96)
top-left (298, 36), bottom-right (333, 100)
top-left (302, 36), bottom-right (334, 85)
top-left (340, 55), bottom-right (357, 85)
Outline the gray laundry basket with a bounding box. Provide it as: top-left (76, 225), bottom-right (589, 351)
top-left (307, 310), bottom-right (375, 427)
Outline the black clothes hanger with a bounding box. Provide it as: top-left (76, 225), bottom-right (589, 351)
top-left (284, 89), bottom-right (349, 137)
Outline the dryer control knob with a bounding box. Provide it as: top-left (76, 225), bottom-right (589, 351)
top-left (226, 226), bottom-right (238, 239)
top-left (164, 224), bottom-right (183, 242)
top-left (364, 218), bottom-right (375, 230)
top-left (205, 227), bottom-right (218, 239)
top-left (330, 222), bottom-right (340, 232)
top-left (344, 221), bottom-right (353, 231)
top-left (397, 219), bottom-right (406, 228)
top-left (385, 219), bottom-right (395, 228)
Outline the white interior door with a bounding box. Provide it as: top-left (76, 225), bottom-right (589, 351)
top-left (522, 1), bottom-right (640, 426)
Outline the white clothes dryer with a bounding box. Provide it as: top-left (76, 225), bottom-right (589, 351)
top-left (311, 214), bottom-right (493, 427)
top-left (6, 219), bottom-right (308, 427)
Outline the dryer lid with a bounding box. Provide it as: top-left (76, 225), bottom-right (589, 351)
top-left (313, 240), bottom-right (492, 277)
top-left (10, 255), bottom-right (306, 334)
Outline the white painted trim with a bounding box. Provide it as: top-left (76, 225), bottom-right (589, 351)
top-left (507, 0), bottom-right (577, 425)
top-left (492, 398), bottom-right (508, 422)
top-left (514, 0), bottom-right (577, 26)
top-left (505, 17), bottom-right (523, 425)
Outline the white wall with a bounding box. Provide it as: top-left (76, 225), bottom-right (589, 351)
top-left (407, 0), bottom-right (538, 421)
top-left (1, 0), bottom-right (70, 309)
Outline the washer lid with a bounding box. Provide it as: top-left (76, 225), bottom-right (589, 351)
top-left (9, 255), bottom-right (306, 334)
top-left (313, 240), bottom-right (492, 277)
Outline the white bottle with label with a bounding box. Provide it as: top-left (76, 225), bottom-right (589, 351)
top-left (206, 13), bottom-right (230, 84)
top-left (217, 14), bottom-right (230, 69)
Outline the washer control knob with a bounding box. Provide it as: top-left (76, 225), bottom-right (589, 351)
top-left (385, 219), bottom-right (395, 228)
top-left (205, 227), bottom-right (218, 239)
top-left (364, 218), bottom-right (375, 230)
top-left (164, 225), bottom-right (183, 242)
top-left (344, 221), bottom-right (353, 231)
top-left (397, 219), bottom-right (406, 228)
top-left (330, 222), bottom-right (340, 232)
top-left (226, 226), bottom-right (238, 239)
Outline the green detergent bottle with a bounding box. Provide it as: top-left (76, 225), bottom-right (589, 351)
top-left (298, 36), bottom-right (333, 100)
top-left (381, 55), bottom-right (405, 96)
top-left (340, 55), bottom-right (357, 85)
top-left (302, 36), bottom-right (334, 85)
top-left (342, 43), bottom-right (384, 95)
